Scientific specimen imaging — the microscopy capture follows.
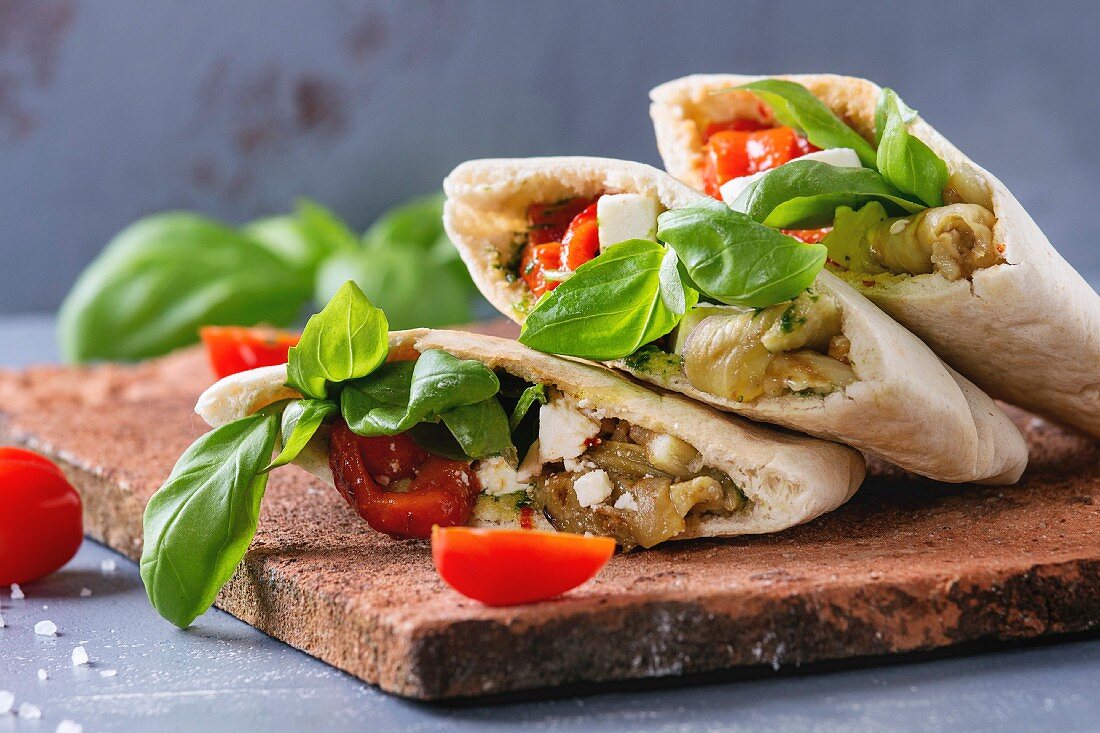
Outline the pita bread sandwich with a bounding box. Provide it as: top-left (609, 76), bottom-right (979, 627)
top-left (443, 156), bottom-right (1027, 484)
top-left (648, 73), bottom-right (1100, 440)
top-left (140, 282), bottom-right (864, 627)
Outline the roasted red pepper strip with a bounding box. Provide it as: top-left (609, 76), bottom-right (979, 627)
top-left (703, 125), bottom-right (819, 198)
top-left (527, 197), bottom-right (594, 245)
top-left (781, 228), bottom-right (832, 244)
top-left (328, 421), bottom-right (479, 539)
top-left (520, 241), bottom-right (562, 298)
top-left (559, 202), bottom-right (600, 271)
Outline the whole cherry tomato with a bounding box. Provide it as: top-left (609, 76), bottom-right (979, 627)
top-left (0, 448), bottom-right (83, 585)
top-left (432, 527), bottom-right (615, 606)
top-left (200, 325), bottom-right (301, 379)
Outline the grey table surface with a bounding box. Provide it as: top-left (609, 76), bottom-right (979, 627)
top-left (1, 314), bottom-right (1099, 733)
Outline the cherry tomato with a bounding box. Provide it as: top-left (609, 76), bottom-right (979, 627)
top-left (432, 527), bottom-right (615, 606)
top-left (702, 125), bottom-right (819, 198)
top-left (0, 448), bottom-right (83, 585)
top-left (328, 422), bottom-right (480, 539)
top-left (527, 197), bottom-right (594, 245)
top-left (519, 241), bottom-right (562, 298)
top-left (200, 325), bottom-right (301, 379)
top-left (354, 433), bottom-right (428, 481)
top-left (560, 202), bottom-right (600, 271)
top-left (703, 118), bottom-right (770, 141)
top-left (781, 227), bottom-right (833, 244)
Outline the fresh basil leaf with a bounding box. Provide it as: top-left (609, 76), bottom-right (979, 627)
top-left (441, 398), bottom-right (512, 459)
top-left (519, 240), bottom-right (696, 360)
top-left (875, 89), bottom-right (949, 208)
top-left (657, 198), bottom-right (825, 307)
top-left (730, 160), bottom-right (926, 228)
top-left (286, 280), bottom-right (389, 399)
top-left (139, 411), bottom-right (279, 628)
top-left (58, 214), bottom-right (311, 363)
top-left (406, 422), bottom-right (469, 461)
top-left (362, 193), bottom-right (448, 252)
top-left (265, 399), bottom-right (336, 471)
top-left (341, 350), bottom-right (500, 436)
top-left (509, 384), bottom-right (547, 431)
top-left (822, 202), bottom-right (891, 273)
top-left (735, 79), bottom-right (877, 167)
top-left (296, 199), bottom-right (361, 256)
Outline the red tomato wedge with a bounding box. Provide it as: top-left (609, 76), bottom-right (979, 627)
top-left (527, 197), bottom-right (595, 245)
top-left (200, 325), bottom-right (301, 379)
top-left (559, 202), bottom-right (600, 271)
top-left (0, 448), bottom-right (83, 585)
top-left (432, 527), bottom-right (615, 606)
top-left (519, 241), bottom-right (563, 298)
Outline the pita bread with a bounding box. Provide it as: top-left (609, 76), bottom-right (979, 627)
top-left (195, 329), bottom-right (866, 540)
top-left (443, 157), bottom-right (1027, 484)
top-left (650, 73), bottom-right (1100, 440)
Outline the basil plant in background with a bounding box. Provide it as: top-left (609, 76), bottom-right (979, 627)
top-left (58, 194), bottom-right (484, 363)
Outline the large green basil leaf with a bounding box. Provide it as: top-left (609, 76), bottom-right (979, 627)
top-left (729, 160), bottom-right (926, 228)
top-left (875, 89), bottom-right (949, 208)
top-left (244, 200), bottom-right (355, 274)
top-left (58, 214), bottom-right (311, 363)
top-left (519, 240), bottom-right (696, 360)
top-left (735, 79), bottom-right (877, 167)
top-left (265, 399), bottom-right (336, 471)
top-left (441, 398), bottom-right (513, 459)
top-left (656, 198), bottom-right (825, 307)
top-left (140, 411), bottom-right (279, 628)
top-left (286, 280), bottom-right (389, 399)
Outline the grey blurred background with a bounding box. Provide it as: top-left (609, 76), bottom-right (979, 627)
top-left (1, 0), bottom-right (1097, 314)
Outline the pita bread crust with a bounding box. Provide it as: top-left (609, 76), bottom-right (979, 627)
top-left (443, 157), bottom-right (1026, 483)
top-left (650, 73), bottom-right (1100, 440)
top-left (195, 329), bottom-right (865, 540)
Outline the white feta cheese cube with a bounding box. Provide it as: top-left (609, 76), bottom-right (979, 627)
top-left (719, 147), bottom-right (863, 204)
top-left (597, 194), bottom-right (659, 251)
top-left (475, 457), bottom-right (531, 496)
top-left (573, 470), bottom-right (614, 508)
top-left (538, 399), bottom-right (599, 463)
top-left (613, 492), bottom-right (639, 511)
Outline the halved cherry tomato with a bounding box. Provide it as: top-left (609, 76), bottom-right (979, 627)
top-left (432, 527), bottom-right (615, 606)
top-left (527, 197), bottom-right (594, 245)
top-left (0, 448), bottom-right (83, 585)
top-left (200, 325), bottom-right (301, 379)
top-left (560, 202), bottom-right (600, 271)
top-left (328, 421), bottom-right (479, 539)
top-left (354, 433), bottom-right (429, 481)
top-left (781, 227), bottom-right (832, 244)
top-left (519, 241), bottom-right (562, 298)
top-left (703, 118), bottom-right (770, 141)
top-left (703, 125), bottom-right (819, 197)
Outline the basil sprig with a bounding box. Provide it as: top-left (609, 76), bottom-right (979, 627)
top-left (875, 89), bottom-right (949, 208)
top-left (519, 240), bottom-right (697, 360)
top-left (729, 160), bottom-right (925, 228)
top-left (734, 79), bottom-right (877, 167)
top-left (141, 281), bottom-right (537, 628)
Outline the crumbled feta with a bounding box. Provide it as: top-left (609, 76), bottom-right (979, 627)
top-left (515, 441), bottom-right (543, 482)
top-left (37, 669), bottom-right (48, 681)
top-left (613, 492), bottom-right (640, 512)
top-left (57, 721), bottom-right (83, 733)
top-left (538, 398), bottom-right (599, 463)
top-left (573, 470), bottom-right (614, 508)
top-left (10, 583), bottom-right (24, 600)
top-left (475, 457), bottom-right (531, 496)
top-left (889, 219), bottom-right (909, 235)
top-left (720, 147), bottom-right (862, 203)
top-left (34, 620), bottom-right (57, 637)
top-left (18, 702), bottom-right (41, 719)
top-left (0, 690), bottom-right (13, 714)
top-left (71, 646), bottom-right (89, 666)
top-left (597, 194), bottom-right (659, 251)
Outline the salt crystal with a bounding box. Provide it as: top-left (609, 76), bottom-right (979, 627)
top-left (100, 559), bottom-right (117, 573)
top-left (37, 669), bottom-right (48, 681)
top-left (0, 612), bottom-right (6, 628)
top-left (34, 620), bottom-right (58, 636)
top-left (99, 669), bottom-right (117, 678)
top-left (79, 588), bottom-right (92, 597)
top-left (10, 583), bottom-right (24, 600)
top-left (71, 645), bottom-right (89, 666)
top-left (18, 702), bottom-right (42, 719)
top-left (57, 720), bottom-right (83, 733)
top-left (0, 690), bottom-right (13, 714)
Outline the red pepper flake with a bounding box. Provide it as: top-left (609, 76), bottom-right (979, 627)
top-left (861, 280), bottom-right (877, 288)
top-left (996, 243), bottom-right (1006, 254)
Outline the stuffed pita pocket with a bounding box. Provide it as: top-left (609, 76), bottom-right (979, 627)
top-left (140, 282), bottom-right (864, 628)
top-left (443, 157), bottom-right (1026, 484)
top-left (649, 73), bottom-right (1100, 440)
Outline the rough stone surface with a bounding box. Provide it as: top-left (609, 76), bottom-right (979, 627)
top-left (0, 336), bottom-right (1097, 699)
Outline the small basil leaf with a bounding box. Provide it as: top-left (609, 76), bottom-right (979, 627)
top-left (730, 160), bottom-right (926, 228)
top-left (296, 199), bottom-right (361, 256)
top-left (519, 240), bottom-right (694, 360)
top-left (340, 361), bottom-right (416, 435)
top-left (265, 399), bottom-right (336, 471)
top-left (657, 198), bottom-right (826, 307)
top-left (509, 384), bottom-right (547, 431)
top-left (441, 398), bottom-right (513, 459)
top-left (286, 280), bottom-right (389, 399)
top-left (875, 89), bottom-right (949, 208)
top-left (735, 79), bottom-right (877, 167)
top-left (139, 411), bottom-right (279, 628)
top-left (58, 214), bottom-right (311, 363)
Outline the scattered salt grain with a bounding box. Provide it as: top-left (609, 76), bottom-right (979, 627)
top-left (18, 702), bottom-right (42, 719)
top-left (100, 559), bottom-right (117, 573)
top-left (10, 583), bottom-right (24, 600)
top-left (57, 720), bottom-right (83, 733)
top-left (34, 620), bottom-right (58, 636)
top-left (0, 612), bottom-right (6, 628)
top-left (79, 588), bottom-right (92, 598)
top-left (37, 669), bottom-right (48, 681)
top-left (99, 669), bottom-right (117, 678)
top-left (71, 645), bottom-right (89, 666)
top-left (0, 690), bottom-right (13, 714)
